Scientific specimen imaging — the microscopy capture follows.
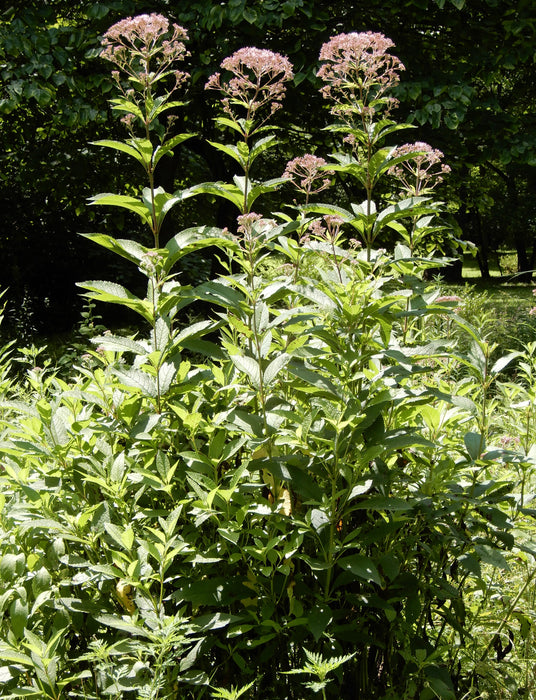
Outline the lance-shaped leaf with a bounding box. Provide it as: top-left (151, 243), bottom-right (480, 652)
top-left (174, 320), bottom-right (214, 347)
top-left (491, 351), bottom-right (520, 376)
top-left (165, 226), bottom-right (238, 271)
top-left (152, 133), bottom-right (194, 168)
top-left (231, 355), bottom-right (261, 388)
top-left (77, 281), bottom-right (152, 322)
top-left (189, 181), bottom-right (244, 209)
top-left (249, 135), bottom-right (277, 165)
top-left (94, 614), bottom-right (152, 638)
top-left (80, 233), bottom-right (152, 266)
top-left (158, 361), bottom-right (179, 395)
top-left (249, 455), bottom-right (323, 501)
top-left (189, 281), bottom-right (244, 311)
top-left (302, 202), bottom-right (354, 221)
top-left (373, 197), bottom-right (433, 235)
top-left (92, 334), bottom-right (147, 356)
top-left (337, 555), bottom-right (381, 585)
top-left (214, 115), bottom-right (248, 135)
top-left (287, 361), bottom-right (340, 397)
top-left (246, 178), bottom-right (286, 210)
top-left (149, 98), bottom-right (188, 121)
top-left (89, 193), bottom-right (152, 226)
top-left (91, 139), bottom-right (148, 166)
top-left (112, 367), bottom-right (158, 397)
top-left (0, 643), bottom-right (33, 666)
top-left (208, 140), bottom-right (248, 169)
top-left (109, 96), bottom-right (144, 121)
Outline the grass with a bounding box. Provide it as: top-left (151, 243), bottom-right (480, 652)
top-left (462, 251), bottom-right (535, 281)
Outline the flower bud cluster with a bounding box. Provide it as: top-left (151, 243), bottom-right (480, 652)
top-left (388, 142), bottom-right (451, 195)
top-left (317, 31), bottom-right (405, 122)
top-left (100, 13), bottom-right (190, 133)
top-left (282, 155), bottom-right (333, 199)
top-left (101, 13), bottom-right (189, 85)
top-left (205, 47), bottom-right (294, 127)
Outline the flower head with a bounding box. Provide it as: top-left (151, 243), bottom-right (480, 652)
top-left (388, 142), bottom-right (451, 195)
top-left (309, 215), bottom-right (345, 242)
top-left (101, 14), bottom-right (189, 87)
top-left (237, 212), bottom-right (263, 236)
top-left (283, 154), bottom-right (333, 200)
top-left (317, 31), bottom-right (404, 121)
top-left (205, 47), bottom-right (293, 128)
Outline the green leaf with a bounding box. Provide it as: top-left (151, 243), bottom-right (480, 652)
top-left (287, 362), bottom-right (340, 397)
top-left (231, 355), bottom-right (261, 388)
top-left (189, 181), bottom-right (243, 209)
top-left (474, 544), bottom-right (510, 571)
top-left (464, 431), bottom-right (483, 460)
top-left (50, 406), bottom-right (70, 446)
top-left (152, 133), bottom-right (193, 168)
top-left (250, 456), bottom-right (323, 501)
top-left (337, 555), bottom-right (381, 585)
top-left (264, 353), bottom-right (290, 386)
top-left (373, 197), bottom-right (432, 234)
top-left (0, 554), bottom-right (19, 582)
top-left (191, 281), bottom-right (244, 311)
top-left (94, 614), bottom-right (151, 638)
top-left (424, 664), bottom-right (456, 699)
top-left (0, 644), bottom-right (32, 666)
top-left (249, 135), bottom-right (277, 164)
top-left (194, 612), bottom-right (234, 632)
top-left (307, 604), bottom-right (333, 642)
top-left (92, 334), bottom-right (147, 355)
top-left (89, 193), bottom-right (152, 224)
top-left (491, 351), bottom-right (519, 376)
top-left (207, 140), bottom-right (248, 168)
top-left (77, 281), bottom-right (152, 322)
top-left (9, 598), bottom-right (28, 639)
top-left (158, 361), bottom-right (178, 395)
top-left (91, 138), bottom-right (151, 168)
top-left (165, 227), bottom-right (236, 271)
top-left (80, 233), bottom-right (151, 265)
top-left (112, 367), bottom-right (158, 398)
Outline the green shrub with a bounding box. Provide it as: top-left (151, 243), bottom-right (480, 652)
top-left (0, 15), bottom-right (534, 700)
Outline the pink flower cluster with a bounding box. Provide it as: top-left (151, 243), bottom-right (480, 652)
top-left (205, 47), bottom-right (293, 126)
top-left (317, 31), bottom-right (404, 121)
top-left (388, 142), bottom-right (451, 195)
top-left (101, 13), bottom-right (189, 88)
top-left (309, 215), bottom-right (345, 241)
top-left (282, 154), bottom-right (333, 199)
top-left (237, 212), bottom-right (263, 237)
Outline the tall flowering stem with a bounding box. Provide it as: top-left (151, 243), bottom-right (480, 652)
top-left (315, 32), bottom-right (441, 260)
top-left (388, 142), bottom-right (452, 254)
top-left (202, 47), bottom-right (294, 215)
top-left (282, 154), bottom-right (334, 282)
top-left (97, 13), bottom-right (190, 248)
top-left (82, 15), bottom-right (227, 418)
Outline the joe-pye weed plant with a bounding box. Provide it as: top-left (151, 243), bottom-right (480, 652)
top-left (0, 13), bottom-right (530, 700)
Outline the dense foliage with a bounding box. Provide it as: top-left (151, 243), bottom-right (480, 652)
top-left (0, 14), bottom-right (536, 700)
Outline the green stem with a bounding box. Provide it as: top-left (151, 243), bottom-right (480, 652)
top-left (324, 438), bottom-right (340, 600)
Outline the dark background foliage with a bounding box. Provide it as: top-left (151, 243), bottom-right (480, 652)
top-left (1, 0), bottom-right (536, 333)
